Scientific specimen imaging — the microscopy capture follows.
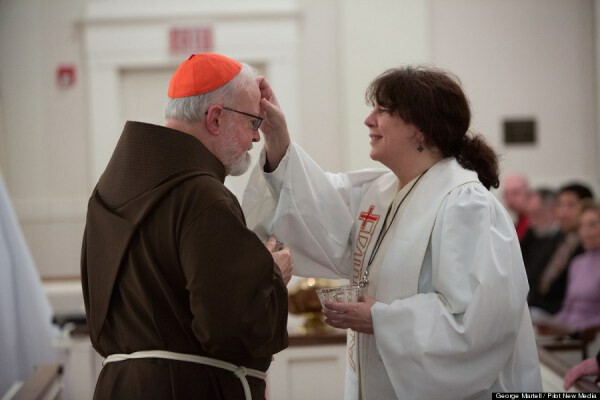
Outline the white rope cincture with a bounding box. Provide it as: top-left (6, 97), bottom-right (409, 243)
top-left (103, 350), bottom-right (266, 400)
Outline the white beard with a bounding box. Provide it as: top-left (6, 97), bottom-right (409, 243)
top-left (228, 152), bottom-right (251, 176)
top-left (220, 133), bottom-right (252, 176)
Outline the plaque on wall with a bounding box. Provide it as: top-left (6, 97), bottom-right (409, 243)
top-left (503, 118), bottom-right (536, 145)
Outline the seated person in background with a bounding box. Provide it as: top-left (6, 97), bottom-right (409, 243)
top-left (526, 188), bottom-right (559, 233)
top-left (535, 201), bottom-right (600, 336)
top-left (528, 183), bottom-right (594, 315)
top-left (502, 174), bottom-right (532, 241)
top-left (521, 188), bottom-right (561, 298)
top-left (564, 350), bottom-right (600, 390)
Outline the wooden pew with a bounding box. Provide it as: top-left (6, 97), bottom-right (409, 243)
top-left (538, 326), bottom-right (600, 360)
top-left (538, 347), bottom-right (599, 393)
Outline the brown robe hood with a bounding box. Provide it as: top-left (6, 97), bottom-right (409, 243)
top-left (82, 121), bottom-right (225, 344)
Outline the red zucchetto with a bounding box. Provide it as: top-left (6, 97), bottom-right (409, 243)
top-left (168, 53), bottom-right (242, 98)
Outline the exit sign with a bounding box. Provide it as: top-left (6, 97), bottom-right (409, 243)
top-left (169, 27), bottom-right (214, 55)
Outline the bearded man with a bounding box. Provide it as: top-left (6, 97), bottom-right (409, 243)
top-left (81, 53), bottom-right (292, 400)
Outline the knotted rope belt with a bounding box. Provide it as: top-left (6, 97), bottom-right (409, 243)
top-left (103, 350), bottom-right (266, 400)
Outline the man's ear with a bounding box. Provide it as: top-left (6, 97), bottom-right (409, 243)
top-left (205, 105), bottom-right (223, 135)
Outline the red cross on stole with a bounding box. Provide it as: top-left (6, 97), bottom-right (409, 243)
top-left (359, 205), bottom-right (379, 229)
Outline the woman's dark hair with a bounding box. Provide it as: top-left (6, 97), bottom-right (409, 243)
top-left (580, 200), bottom-right (600, 216)
top-left (365, 66), bottom-right (499, 189)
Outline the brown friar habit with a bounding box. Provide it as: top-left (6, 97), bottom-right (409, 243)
top-left (81, 121), bottom-right (288, 400)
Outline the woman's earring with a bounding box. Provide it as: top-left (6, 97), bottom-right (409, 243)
top-left (417, 143), bottom-right (424, 152)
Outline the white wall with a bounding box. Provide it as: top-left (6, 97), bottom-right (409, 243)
top-left (0, 0), bottom-right (89, 278)
top-left (295, 0), bottom-right (344, 172)
top-left (0, 0), bottom-right (598, 279)
top-left (431, 0), bottom-right (599, 193)
top-left (340, 0), bottom-right (432, 171)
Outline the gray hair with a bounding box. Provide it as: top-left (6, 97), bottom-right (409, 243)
top-left (164, 62), bottom-right (258, 123)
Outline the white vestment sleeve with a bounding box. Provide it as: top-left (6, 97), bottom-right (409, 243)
top-left (243, 143), bottom-right (386, 279)
top-left (0, 174), bottom-right (59, 394)
top-left (371, 184), bottom-right (536, 399)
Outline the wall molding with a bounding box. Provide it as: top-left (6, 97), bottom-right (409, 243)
top-left (82, 1), bottom-right (299, 25)
top-left (81, 0), bottom-right (302, 188)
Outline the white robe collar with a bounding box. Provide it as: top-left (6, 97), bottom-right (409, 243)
top-left (373, 158), bottom-right (480, 303)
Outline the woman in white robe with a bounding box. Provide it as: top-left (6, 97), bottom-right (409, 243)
top-left (244, 67), bottom-right (542, 399)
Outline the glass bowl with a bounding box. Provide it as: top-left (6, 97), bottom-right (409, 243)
top-left (316, 284), bottom-right (365, 308)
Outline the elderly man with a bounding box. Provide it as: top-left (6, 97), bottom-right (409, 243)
top-left (81, 53), bottom-right (292, 400)
top-left (501, 173), bottom-right (532, 240)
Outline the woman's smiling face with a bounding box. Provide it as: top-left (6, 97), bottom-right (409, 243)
top-left (364, 105), bottom-right (419, 167)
